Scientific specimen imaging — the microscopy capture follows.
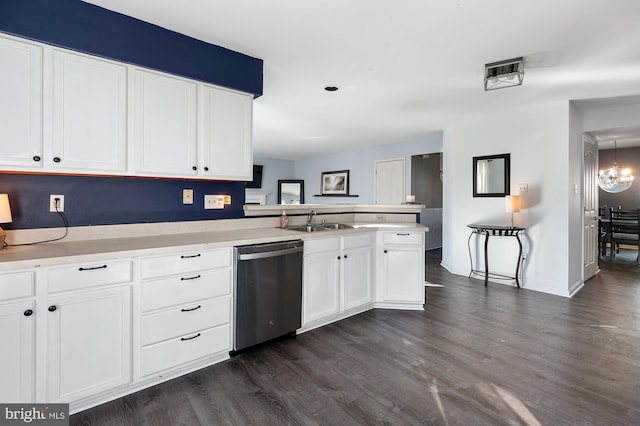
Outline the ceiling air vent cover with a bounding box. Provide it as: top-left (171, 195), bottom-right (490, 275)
top-left (484, 57), bottom-right (524, 91)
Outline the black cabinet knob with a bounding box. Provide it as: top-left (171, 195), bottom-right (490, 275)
top-left (344, 254), bottom-right (348, 259)
top-left (192, 166), bottom-right (197, 171)
top-left (53, 157), bottom-right (61, 163)
top-left (33, 155), bottom-right (41, 162)
top-left (24, 309), bottom-right (33, 317)
top-left (384, 250), bottom-right (388, 254)
top-left (204, 167), bottom-right (209, 172)
top-left (48, 305), bottom-right (57, 312)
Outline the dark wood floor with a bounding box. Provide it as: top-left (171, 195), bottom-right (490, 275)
top-left (72, 249), bottom-right (640, 425)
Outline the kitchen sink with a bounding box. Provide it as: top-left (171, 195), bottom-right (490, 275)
top-left (282, 223), bottom-right (353, 232)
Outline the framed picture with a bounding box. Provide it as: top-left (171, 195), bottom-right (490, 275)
top-left (321, 170), bottom-right (349, 195)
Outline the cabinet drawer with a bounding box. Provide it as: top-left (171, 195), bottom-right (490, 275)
top-left (343, 233), bottom-right (372, 250)
top-left (141, 323), bottom-right (230, 377)
top-left (382, 232), bottom-right (424, 246)
top-left (0, 271), bottom-right (34, 300)
top-left (304, 236), bottom-right (340, 255)
top-left (141, 297), bottom-right (231, 346)
top-left (141, 268), bottom-right (231, 312)
top-left (47, 260), bottom-right (132, 293)
top-left (140, 248), bottom-right (231, 279)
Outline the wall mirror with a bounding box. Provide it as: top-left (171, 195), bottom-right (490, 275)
top-left (473, 153), bottom-right (510, 197)
top-left (278, 180), bottom-right (305, 204)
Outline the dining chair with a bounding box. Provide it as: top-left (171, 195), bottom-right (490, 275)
top-left (609, 208), bottom-right (640, 261)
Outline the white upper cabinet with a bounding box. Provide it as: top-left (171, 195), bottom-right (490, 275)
top-left (0, 36), bottom-right (43, 169)
top-left (199, 85), bottom-right (253, 180)
top-left (132, 69), bottom-right (198, 177)
top-left (52, 51), bottom-right (127, 172)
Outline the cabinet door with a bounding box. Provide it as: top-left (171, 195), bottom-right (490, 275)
top-left (0, 36), bottom-right (43, 169)
top-left (303, 252), bottom-right (340, 324)
top-left (199, 85), bottom-right (253, 180)
top-left (342, 245), bottom-right (372, 310)
top-left (133, 69), bottom-right (197, 176)
top-left (46, 286), bottom-right (131, 402)
top-left (0, 300), bottom-right (35, 403)
top-left (51, 51), bottom-right (127, 172)
top-left (382, 246), bottom-right (424, 303)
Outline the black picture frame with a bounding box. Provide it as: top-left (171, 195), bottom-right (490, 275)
top-left (321, 170), bottom-right (350, 195)
top-left (277, 180), bottom-right (305, 204)
top-left (472, 153), bottom-right (510, 197)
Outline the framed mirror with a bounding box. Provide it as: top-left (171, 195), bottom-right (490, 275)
top-left (473, 153), bottom-right (510, 197)
top-left (278, 180), bottom-right (305, 204)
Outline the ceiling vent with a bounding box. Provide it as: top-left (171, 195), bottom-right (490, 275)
top-left (484, 57), bottom-right (524, 91)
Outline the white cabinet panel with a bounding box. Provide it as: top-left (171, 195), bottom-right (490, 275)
top-left (46, 286), bottom-right (131, 402)
top-left (0, 36), bottom-right (43, 169)
top-left (133, 69), bottom-right (197, 176)
top-left (52, 51), bottom-right (127, 172)
top-left (303, 250), bottom-right (341, 324)
top-left (0, 300), bottom-right (35, 403)
top-left (199, 85), bottom-right (253, 180)
top-left (342, 245), bottom-right (372, 310)
top-left (382, 246), bottom-right (424, 303)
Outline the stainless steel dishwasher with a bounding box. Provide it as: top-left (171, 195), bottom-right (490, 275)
top-left (233, 239), bottom-right (303, 352)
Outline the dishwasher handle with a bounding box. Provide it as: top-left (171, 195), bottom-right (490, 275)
top-left (237, 246), bottom-right (303, 261)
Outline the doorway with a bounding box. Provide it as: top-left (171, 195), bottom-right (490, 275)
top-left (411, 152), bottom-right (443, 262)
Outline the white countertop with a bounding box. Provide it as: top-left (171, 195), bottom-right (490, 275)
top-left (0, 222), bottom-right (427, 270)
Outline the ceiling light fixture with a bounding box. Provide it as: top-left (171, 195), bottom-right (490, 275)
top-left (324, 86), bottom-right (339, 92)
top-left (484, 57), bottom-right (524, 91)
top-left (598, 140), bottom-right (634, 193)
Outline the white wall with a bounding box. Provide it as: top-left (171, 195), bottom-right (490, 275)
top-left (294, 135), bottom-right (443, 204)
top-left (581, 100), bottom-right (640, 132)
top-left (442, 101), bottom-right (573, 297)
top-left (252, 157), bottom-right (295, 204)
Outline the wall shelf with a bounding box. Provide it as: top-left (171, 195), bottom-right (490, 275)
top-left (313, 194), bottom-right (359, 197)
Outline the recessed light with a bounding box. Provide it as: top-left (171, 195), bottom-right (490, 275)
top-left (324, 86), bottom-right (339, 92)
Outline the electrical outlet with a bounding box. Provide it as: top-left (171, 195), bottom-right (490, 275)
top-left (183, 189), bottom-right (193, 204)
top-left (376, 215), bottom-right (386, 222)
top-left (49, 195), bottom-right (64, 212)
top-left (204, 195), bottom-right (225, 209)
top-left (518, 184), bottom-right (528, 193)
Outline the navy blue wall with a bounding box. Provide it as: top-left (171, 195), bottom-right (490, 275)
top-left (0, 0), bottom-right (263, 96)
top-left (0, 174), bottom-right (246, 229)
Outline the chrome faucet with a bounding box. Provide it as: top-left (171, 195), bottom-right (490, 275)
top-left (307, 210), bottom-right (317, 226)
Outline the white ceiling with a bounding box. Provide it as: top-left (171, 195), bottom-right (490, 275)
top-left (83, 0), bottom-right (640, 159)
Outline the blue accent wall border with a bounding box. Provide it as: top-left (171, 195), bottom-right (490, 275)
top-left (0, 0), bottom-right (263, 97)
top-left (0, 174), bottom-right (246, 230)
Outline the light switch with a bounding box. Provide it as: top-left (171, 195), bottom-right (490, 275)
top-left (518, 184), bottom-right (528, 193)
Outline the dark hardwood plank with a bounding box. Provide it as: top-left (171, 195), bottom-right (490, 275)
top-left (72, 249), bottom-right (640, 425)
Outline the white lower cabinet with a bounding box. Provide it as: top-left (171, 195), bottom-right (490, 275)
top-left (45, 285), bottom-right (132, 403)
top-left (302, 233), bottom-right (373, 331)
top-left (377, 231), bottom-right (425, 309)
top-left (138, 247), bottom-right (232, 378)
top-left (0, 270), bottom-right (36, 403)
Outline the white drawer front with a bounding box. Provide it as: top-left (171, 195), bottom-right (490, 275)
top-left (141, 324), bottom-right (230, 377)
top-left (343, 233), bottom-right (372, 250)
top-left (0, 271), bottom-right (34, 300)
top-left (141, 268), bottom-right (231, 312)
top-left (141, 297), bottom-right (231, 346)
top-left (382, 231), bottom-right (424, 246)
top-left (47, 260), bottom-right (132, 293)
top-left (140, 248), bottom-right (232, 279)
top-left (304, 236), bottom-right (340, 255)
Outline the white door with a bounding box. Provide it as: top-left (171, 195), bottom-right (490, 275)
top-left (382, 246), bottom-right (424, 302)
top-left (0, 300), bottom-right (35, 402)
top-left (374, 158), bottom-right (405, 204)
top-left (199, 85), bottom-right (253, 180)
top-left (0, 36), bottom-right (43, 169)
top-left (303, 252), bottom-right (340, 324)
top-left (46, 286), bottom-right (131, 402)
top-left (132, 69), bottom-right (197, 176)
top-left (52, 51), bottom-right (127, 172)
top-left (583, 135), bottom-right (599, 280)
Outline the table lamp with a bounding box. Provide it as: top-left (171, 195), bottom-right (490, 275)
top-left (0, 194), bottom-right (12, 249)
top-left (505, 195), bottom-right (520, 228)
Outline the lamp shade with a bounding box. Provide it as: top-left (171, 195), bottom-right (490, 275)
top-left (0, 194), bottom-right (13, 223)
top-left (505, 195), bottom-right (520, 213)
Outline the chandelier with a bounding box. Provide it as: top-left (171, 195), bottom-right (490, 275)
top-left (598, 141), bottom-right (634, 193)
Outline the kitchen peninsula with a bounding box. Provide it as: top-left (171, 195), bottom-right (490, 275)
top-left (0, 204), bottom-right (427, 414)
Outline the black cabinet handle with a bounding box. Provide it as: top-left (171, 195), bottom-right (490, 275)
top-left (33, 155), bottom-right (41, 162)
top-left (180, 254), bottom-right (201, 259)
top-left (180, 332), bottom-right (201, 341)
top-left (384, 250), bottom-right (388, 254)
top-left (180, 274), bottom-right (201, 281)
top-left (337, 256), bottom-right (341, 260)
top-left (48, 305), bottom-right (57, 312)
top-left (397, 233), bottom-right (410, 236)
top-left (181, 305), bottom-right (202, 312)
top-left (204, 167), bottom-right (209, 172)
top-left (78, 265), bottom-right (107, 271)
top-left (24, 309), bottom-right (33, 317)
top-left (344, 254), bottom-right (348, 259)
top-left (53, 157), bottom-right (61, 163)
top-left (192, 166), bottom-right (197, 171)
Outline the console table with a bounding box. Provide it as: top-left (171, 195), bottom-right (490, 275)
top-left (467, 224), bottom-right (525, 288)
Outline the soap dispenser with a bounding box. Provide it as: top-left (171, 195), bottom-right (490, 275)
top-left (280, 210), bottom-right (288, 229)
